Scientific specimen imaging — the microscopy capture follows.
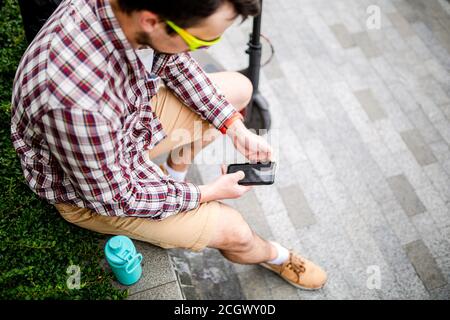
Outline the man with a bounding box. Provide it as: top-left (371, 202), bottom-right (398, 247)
top-left (11, 0), bottom-right (327, 290)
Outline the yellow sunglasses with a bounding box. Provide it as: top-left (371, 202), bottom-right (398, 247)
top-left (166, 20), bottom-right (222, 51)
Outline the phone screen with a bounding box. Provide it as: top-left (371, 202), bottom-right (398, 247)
top-left (226, 162), bottom-right (276, 186)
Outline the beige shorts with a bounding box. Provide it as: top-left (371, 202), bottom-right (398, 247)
top-left (54, 85), bottom-right (223, 252)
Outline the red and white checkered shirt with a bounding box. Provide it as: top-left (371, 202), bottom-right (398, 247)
top-left (11, 0), bottom-right (236, 219)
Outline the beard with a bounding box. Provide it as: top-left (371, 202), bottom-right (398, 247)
top-left (135, 31), bottom-right (180, 54)
top-left (135, 31), bottom-right (154, 49)
top-left (135, 31), bottom-right (187, 54)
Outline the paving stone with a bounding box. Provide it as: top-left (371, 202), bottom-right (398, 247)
top-left (169, 247), bottom-right (246, 300)
top-left (385, 49), bottom-right (430, 86)
top-left (434, 119), bottom-right (450, 145)
top-left (380, 200), bottom-right (421, 246)
top-left (410, 0), bottom-right (450, 53)
top-left (353, 31), bottom-right (382, 59)
top-left (374, 119), bottom-right (409, 154)
top-left (366, 136), bottom-right (404, 177)
top-left (423, 162), bottom-right (450, 202)
top-left (278, 184), bottom-right (317, 230)
top-left (392, 150), bottom-right (433, 190)
top-left (262, 55), bottom-right (285, 80)
top-left (429, 283), bottom-right (450, 300)
top-left (411, 21), bottom-right (450, 70)
top-left (400, 129), bottom-right (438, 166)
top-left (128, 281), bottom-right (183, 300)
top-left (338, 60), bottom-right (369, 92)
top-left (233, 191), bottom-right (273, 240)
top-left (404, 240), bottom-right (447, 291)
top-left (390, 81), bottom-right (422, 112)
top-left (334, 1), bottom-right (365, 34)
top-left (371, 56), bottom-right (400, 87)
top-left (331, 83), bottom-right (382, 142)
top-left (179, 284), bottom-right (201, 300)
top-left (388, 12), bottom-right (415, 37)
top-left (299, 225), bottom-right (357, 300)
top-left (303, 139), bottom-right (335, 177)
top-left (275, 153), bottom-right (303, 189)
top-left (354, 89), bottom-right (387, 121)
top-left (415, 186), bottom-right (450, 228)
top-left (405, 35), bottom-right (433, 64)
top-left (425, 59), bottom-right (450, 88)
top-left (435, 254), bottom-right (450, 285)
top-left (347, 141), bottom-right (398, 206)
top-left (416, 76), bottom-right (450, 106)
top-left (387, 174), bottom-right (426, 216)
top-left (270, 285), bottom-right (301, 300)
top-left (237, 267), bottom-right (273, 300)
top-left (278, 127), bottom-right (309, 165)
top-left (170, 254), bottom-right (193, 287)
top-left (192, 249), bottom-right (245, 300)
top-left (330, 24), bottom-right (356, 49)
top-left (407, 105), bottom-right (444, 144)
top-left (371, 225), bottom-right (430, 299)
top-left (411, 212), bottom-right (450, 259)
top-left (429, 140), bottom-right (450, 164)
top-left (381, 99), bottom-right (415, 133)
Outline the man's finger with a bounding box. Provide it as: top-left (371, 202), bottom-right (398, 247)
top-left (233, 170), bottom-right (245, 181)
top-left (221, 164), bottom-right (227, 175)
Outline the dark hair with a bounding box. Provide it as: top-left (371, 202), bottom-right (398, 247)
top-left (117, 0), bottom-right (260, 33)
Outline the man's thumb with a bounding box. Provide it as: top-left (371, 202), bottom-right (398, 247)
top-left (233, 170), bottom-right (245, 181)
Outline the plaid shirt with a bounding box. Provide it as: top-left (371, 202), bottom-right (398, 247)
top-left (10, 0), bottom-right (236, 219)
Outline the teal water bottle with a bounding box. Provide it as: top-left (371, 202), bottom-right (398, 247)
top-left (104, 235), bottom-right (143, 286)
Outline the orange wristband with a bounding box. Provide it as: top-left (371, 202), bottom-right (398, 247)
top-left (219, 112), bottom-right (244, 134)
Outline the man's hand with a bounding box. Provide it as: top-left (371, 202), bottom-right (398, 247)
top-left (226, 119), bottom-right (273, 162)
top-left (198, 118), bottom-right (273, 203)
top-left (199, 166), bottom-right (252, 203)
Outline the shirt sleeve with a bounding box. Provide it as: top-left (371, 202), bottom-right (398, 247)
top-left (40, 108), bottom-right (200, 219)
top-left (154, 52), bottom-right (237, 130)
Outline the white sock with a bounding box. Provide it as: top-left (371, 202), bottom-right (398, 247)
top-left (267, 241), bottom-right (290, 265)
top-left (163, 161), bottom-right (188, 182)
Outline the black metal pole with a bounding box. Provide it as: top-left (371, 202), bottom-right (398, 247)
top-left (240, 0), bottom-right (271, 132)
top-left (247, 10), bottom-right (262, 94)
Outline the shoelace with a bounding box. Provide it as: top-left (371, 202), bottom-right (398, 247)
top-left (283, 252), bottom-right (306, 282)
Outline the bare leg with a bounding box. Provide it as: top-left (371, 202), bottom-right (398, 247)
top-left (219, 230), bottom-right (278, 265)
top-left (206, 202), bottom-right (278, 265)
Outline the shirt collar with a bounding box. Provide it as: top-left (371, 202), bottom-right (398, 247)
top-left (95, 0), bottom-right (147, 79)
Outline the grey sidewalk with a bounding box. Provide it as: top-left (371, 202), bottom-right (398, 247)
top-left (170, 0), bottom-right (450, 300)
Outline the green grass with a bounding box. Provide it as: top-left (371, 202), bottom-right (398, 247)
top-left (0, 0), bottom-right (127, 299)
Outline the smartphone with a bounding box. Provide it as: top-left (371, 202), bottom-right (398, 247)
top-left (226, 162), bottom-right (276, 186)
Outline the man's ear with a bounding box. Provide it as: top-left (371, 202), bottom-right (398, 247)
top-left (139, 11), bottom-right (160, 33)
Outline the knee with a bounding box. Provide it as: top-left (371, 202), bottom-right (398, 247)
top-left (209, 206), bottom-right (255, 251)
top-left (229, 225), bottom-right (254, 251)
top-left (230, 72), bottom-right (253, 111)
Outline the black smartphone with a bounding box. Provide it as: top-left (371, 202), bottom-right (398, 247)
top-left (226, 162), bottom-right (276, 186)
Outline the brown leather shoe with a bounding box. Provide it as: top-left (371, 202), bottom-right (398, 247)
top-left (260, 251), bottom-right (327, 290)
